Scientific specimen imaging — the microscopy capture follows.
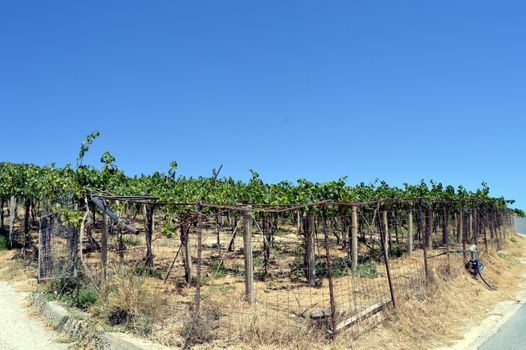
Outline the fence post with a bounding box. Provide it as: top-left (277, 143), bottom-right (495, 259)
top-left (408, 205), bottom-right (413, 254)
top-left (460, 202), bottom-right (466, 263)
top-left (443, 204), bottom-right (450, 269)
top-left (473, 207), bottom-right (479, 245)
top-left (181, 222), bottom-right (193, 284)
top-left (37, 215), bottom-right (49, 281)
top-left (382, 211), bottom-right (389, 255)
top-left (426, 207), bottom-right (433, 250)
top-left (194, 205), bottom-right (204, 314)
top-left (243, 207), bottom-right (254, 304)
top-left (378, 207), bottom-right (396, 308)
top-left (468, 208), bottom-right (473, 243)
top-left (101, 214), bottom-right (108, 295)
top-left (304, 212), bottom-right (316, 286)
top-left (486, 206), bottom-right (488, 254)
top-left (423, 205), bottom-right (431, 281)
top-left (322, 208), bottom-right (337, 336)
top-left (9, 196), bottom-right (16, 247)
top-left (351, 206), bottom-right (358, 272)
top-left (144, 205), bottom-right (154, 268)
top-left (23, 198), bottom-right (31, 255)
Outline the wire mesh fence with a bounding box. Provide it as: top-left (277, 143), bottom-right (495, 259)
top-left (36, 196), bottom-right (515, 344)
top-left (38, 213), bottom-right (78, 281)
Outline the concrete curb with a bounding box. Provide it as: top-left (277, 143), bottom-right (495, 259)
top-left (32, 294), bottom-right (171, 350)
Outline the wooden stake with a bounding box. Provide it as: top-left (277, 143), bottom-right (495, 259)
top-left (9, 196), bottom-right (16, 247)
top-left (194, 206), bottom-right (203, 314)
top-left (243, 208), bottom-right (254, 304)
top-left (460, 203), bottom-right (466, 263)
top-left (322, 209), bottom-right (337, 336)
top-left (181, 222), bottom-right (193, 284)
top-left (408, 207), bottom-right (413, 254)
top-left (351, 206), bottom-right (358, 272)
top-left (378, 210), bottom-right (396, 308)
top-left (304, 213), bottom-right (316, 285)
top-left (101, 214), bottom-right (108, 295)
top-left (144, 205), bottom-right (154, 268)
top-left (384, 211), bottom-right (391, 251)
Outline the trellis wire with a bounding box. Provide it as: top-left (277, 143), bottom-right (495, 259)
top-left (37, 197), bottom-right (515, 343)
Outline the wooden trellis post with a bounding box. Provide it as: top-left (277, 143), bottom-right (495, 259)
top-left (377, 208), bottom-right (396, 308)
top-left (423, 205), bottom-right (431, 281)
top-left (382, 211), bottom-right (389, 255)
top-left (9, 196), bottom-right (16, 247)
top-left (101, 214), bottom-right (108, 295)
top-left (243, 208), bottom-right (254, 304)
top-left (426, 207), bottom-right (433, 250)
top-left (144, 205), bottom-right (154, 268)
top-left (181, 222), bottom-right (193, 284)
top-left (460, 203), bottom-right (466, 263)
top-left (194, 206), bottom-right (204, 314)
top-left (408, 206), bottom-right (413, 254)
top-left (473, 207), bottom-right (478, 245)
top-left (443, 205), bottom-right (450, 268)
top-left (304, 213), bottom-right (316, 285)
top-left (351, 206), bottom-right (358, 272)
top-left (322, 209), bottom-right (337, 336)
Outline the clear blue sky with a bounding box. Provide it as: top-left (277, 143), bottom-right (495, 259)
top-left (1, 1), bottom-right (525, 208)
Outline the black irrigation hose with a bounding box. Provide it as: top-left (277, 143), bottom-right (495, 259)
top-left (476, 267), bottom-right (497, 291)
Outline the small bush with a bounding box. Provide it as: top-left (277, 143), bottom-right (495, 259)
top-left (76, 288), bottom-right (98, 310)
top-left (133, 318), bottom-right (153, 336)
top-left (291, 257), bottom-right (381, 279)
top-left (209, 260), bottom-right (226, 278)
top-left (389, 246), bottom-right (405, 258)
top-left (181, 316), bottom-right (216, 346)
top-left (122, 236), bottom-right (141, 246)
top-left (355, 262), bottom-right (381, 278)
top-left (180, 304), bottom-right (221, 346)
top-left (253, 257), bottom-right (265, 266)
top-left (0, 235), bottom-right (9, 251)
top-left (94, 273), bottom-right (169, 336)
top-left (229, 262), bottom-right (243, 276)
top-left (134, 266), bottom-right (163, 279)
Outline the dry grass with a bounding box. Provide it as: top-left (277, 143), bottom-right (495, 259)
top-left (2, 207), bottom-right (525, 350)
top-left (75, 231), bottom-right (526, 349)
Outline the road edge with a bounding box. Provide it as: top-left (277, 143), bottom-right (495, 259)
top-left (435, 233), bottom-right (526, 350)
top-left (31, 293), bottom-right (171, 350)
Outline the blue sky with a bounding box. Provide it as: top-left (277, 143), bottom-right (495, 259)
top-left (1, 1), bottom-right (525, 208)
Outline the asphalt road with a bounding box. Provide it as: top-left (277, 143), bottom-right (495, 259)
top-left (479, 300), bottom-right (526, 350)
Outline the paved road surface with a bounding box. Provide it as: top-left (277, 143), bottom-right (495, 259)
top-left (0, 281), bottom-right (70, 350)
top-left (479, 296), bottom-right (526, 349)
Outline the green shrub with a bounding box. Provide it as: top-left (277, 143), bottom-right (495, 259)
top-left (388, 246), bottom-right (405, 258)
top-left (134, 266), bottom-right (163, 279)
top-left (122, 236), bottom-right (141, 246)
top-left (76, 288), bottom-right (98, 310)
top-left (0, 235), bottom-right (9, 251)
top-left (291, 257), bottom-right (381, 279)
top-left (209, 260), bottom-right (226, 278)
top-left (355, 262), bottom-right (381, 278)
top-left (134, 318), bottom-right (153, 336)
top-left (253, 257), bottom-right (265, 266)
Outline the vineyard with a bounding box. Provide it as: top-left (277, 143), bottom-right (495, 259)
top-left (0, 132), bottom-right (518, 348)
